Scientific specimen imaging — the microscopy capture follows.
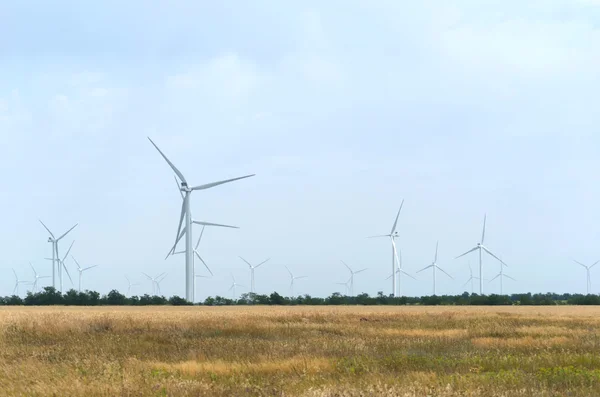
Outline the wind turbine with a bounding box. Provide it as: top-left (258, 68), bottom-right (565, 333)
top-left (573, 259), bottom-right (598, 294)
top-left (368, 200), bottom-right (404, 297)
top-left (39, 220), bottom-right (77, 291)
top-left (455, 215), bottom-right (507, 294)
top-left (340, 261), bottom-right (367, 296)
top-left (384, 247), bottom-right (416, 296)
top-left (12, 269), bottom-right (30, 296)
top-left (125, 276), bottom-right (140, 297)
top-left (239, 257), bottom-right (270, 293)
top-left (228, 274), bottom-right (245, 300)
top-left (335, 277), bottom-right (351, 295)
top-left (142, 272), bottom-right (166, 295)
top-left (463, 263), bottom-right (481, 294)
top-left (29, 262), bottom-right (50, 293)
top-left (148, 137), bottom-right (254, 302)
top-left (71, 256), bottom-right (98, 292)
top-left (155, 273), bottom-right (168, 295)
top-left (417, 241), bottom-right (452, 296)
top-left (489, 259), bottom-right (515, 295)
top-left (285, 266), bottom-right (307, 296)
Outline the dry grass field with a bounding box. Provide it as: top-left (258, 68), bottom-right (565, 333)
top-left (0, 306), bottom-right (600, 396)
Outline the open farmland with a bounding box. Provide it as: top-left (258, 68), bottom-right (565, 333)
top-left (1, 306), bottom-right (600, 396)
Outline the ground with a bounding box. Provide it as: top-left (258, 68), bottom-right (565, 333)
top-left (0, 305), bottom-right (599, 396)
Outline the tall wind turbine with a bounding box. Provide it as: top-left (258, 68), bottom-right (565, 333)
top-left (72, 256), bottom-right (98, 292)
top-left (142, 272), bottom-right (166, 295)
top-left (489, 260), bottom-right (515, 295)
top-left (148, 137), bottom-right (254, 302)
top-left (29, 262), bottom-right (50, 293)
top-left (228, 274), bottom-right (245, 300)
top-left (286, 266), bottom-right (307, 296)
top-left (39, 220), bottom-right (77, 291)
top-left (463, 263), bottom-right (481, 294)
top-left (455, 215), bottom-right (506, 294)
top-left (384, 246), bottom-right (416, 296)
top-left (239, 257), bottom-right (270, 293)
top-left (340, 261), bottom-right (367, 296)
top-left (368, 200), bottom-right (404, 297)
top-left (417, 241), bottom-right (453, 296)
top-left (574, 259), bottom-right (598, 294)
top-left (125, 276), bottom-right (140, 297)
top-left (12, 269), bottom-right (29, 296)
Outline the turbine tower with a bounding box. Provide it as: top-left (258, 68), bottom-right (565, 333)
top-left (340, 261), bottom-right (367, 296)
top-left (239, 257), bottom-right (270, 293)
top-left (29, 262), bottom-right (50, 293)
top-left (384, 244), bottom-right (416, 296)
top-left (573, 259), bottom-right (598, 294)
top-left (39, 220), bottom-right (77, 291)
top-left (368, 200), bottom-right (404, 297)
top-left (72, 256), bottom-right (98, 292)
top-left (148, 137), bottom-right (254, 302)
top-left (455, 215), bottom-right (506, 294)
top-left (417, 241), bottom-right (452, 296)
top-left (285, 266), bottom-right (307, 296)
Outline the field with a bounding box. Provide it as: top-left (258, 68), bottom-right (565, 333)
top-left (1, 306), bottom-right (600, 396)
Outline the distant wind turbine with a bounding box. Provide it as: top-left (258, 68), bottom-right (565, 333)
top-left (239, 257), bottom-right (270, 293)
top-left (228, 274), bottom-right (245, 300)
top-left (142, 272), bottom-right (166, 295)
top-left (573, 259), bottom-right (599, 294)
top-left (417, 241), bottom-right (452, 296)
top-left (72, 256), bottom-right (98, 292)
top-left (335, 277), bottom-right (352, 295)
top-left (463, 263), bottom-right (481, 294)
top-left (148, 137), bottom-right (254, 302)
top-left (489, 259), bottom-right (515, 295)
top-left (29, 262), bottom-right (50, 293)
top-left (368, 200), bottom-right (405, 297)
top-left (285, 266), bottom-right (307, 296)
top-left (455, 215), bottom-right (507, 294)
top-left (340, 261), bottom-right (367, 296)
top-left (44, 240), bottom-right (75, 289)
top-left (39, 220), bottom-right (77, 291)
top-left (125, 276), bottom-right (140, 297)
top-left (12, 269), bottom-right (29, 296)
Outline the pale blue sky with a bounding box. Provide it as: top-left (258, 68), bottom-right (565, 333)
top-left (1, 1), bottom-right (600, 299)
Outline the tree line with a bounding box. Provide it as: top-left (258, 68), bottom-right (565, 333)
top-left (2, 287), bottom-right (600, 306)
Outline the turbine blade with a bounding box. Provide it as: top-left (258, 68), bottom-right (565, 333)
top-left (29, 262), bottom-right (36, 275)
top-left (63, 262), bottom-right (74, 285)
top-left (255, 258), bottom-right (270, 269)
top-left (174, 175), bottom-right (184, 200)
top-left (71, 256), bottom-right (81, 270)
top-left (385, 273), bottom-right (393, 281)
top-left (481, 214), bottom-right (486, 244)
top-left (285, 266), bottom-right (293, 278)
top-left (455, 246), bottom-right (478, 260)
top-left (367, 234), bottom-right (389, 239)
top-left (195, 252), bottom-right (213, 276)
top-left (482, 246), bottom-right (508, 266)
top-left (83, 265), bottom-right (98, 271)
top-left (147, 137), bottom-right (187, 184)
top-left (166, 225), bottom-right (187, 259)
top-left (400, 270), bottom-right (417, 280)
top-left (142, 272), bottom-right (153, 280)
top-left (417, 265), bottom-right (433, 273)
top-left (574, 260), bottom-right (588, 269)
top-left (296, 276), bottom-right (308, 280)
top-left (462, 278), bottom-right (472, 288)
top-left (390, 199), bottom-right (404, 234)
top-left (354, 268), bottom-right (368, 274)
top-left (489, 274), bottom-right (500, 282)
top-left (12, 268), bottom-right (17, 280)
top-left (192, 221), bottom-right (239, 229)
top-left (437, 266), bottom-right (453, 279)
top-left (341, 260), bottom-right (352, 272)
top-left (435, 241), bottom-right (439, 263)
top-left (38, 220), bottom-right (55, 239)
top-left (62, 240), bottom-right (75, 262)
top-left (191, 174), bottom-right (255, 191)
top-left (57, 223), bottom-right (78, 241)
top-left (195, 226), bottom-right (206, 250)
top-left (173, 196), bottom-right (188, 251)
top-left (590, 260), bottom-right (600, 269)
top-left (504, 274), bottom-right (516, 281)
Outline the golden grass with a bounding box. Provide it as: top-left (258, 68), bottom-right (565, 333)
top-left (0, 306), bottom-right (600, 396)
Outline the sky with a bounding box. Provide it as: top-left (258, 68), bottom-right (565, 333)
top-left (1, 0), bottom-right (600, 300)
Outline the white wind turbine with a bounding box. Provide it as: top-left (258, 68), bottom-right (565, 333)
top-left (384, 245), bottom-right (416, 296)
top-left (335, 277), bottom-right (351, 295)
top-left (239, 257), bottom-right (270, 294)
top-left (573, 259), bottom-right (598, 294)
top-left (39, 220), bottom-right (77, 291)
top-left (463, 263), bottom-right (481, 294)
top-left (71, 256), bottom-right (98, 292)
top-left (125, 276), bottom-right (140, 297)
top-left (455, 215), bottom-right (507, 294)
top-left (148, 137), bottom-right (254, 302)
top-left (340, 261), bottom-right (367, 296)
top-left (44, 240), bottom-right (75, 290)
top-left (142, 272), bottom-right (167, 295)
top-left (12, 269), bottom-right (30, 296)
top-left (286, 266), bottom-right (307, 296)
top-left (228, 274), bottom-right (245, 300)
top-left (29, 262), bottom-right (50, 293)
top-left (368, 200), bottom-right (405, 297)
top-left (155, 273), bottom-right (168, 295)
top-left (417, 241), bottom-right (453, 296)
top-left (489, 259), bottom-right (515, 295)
